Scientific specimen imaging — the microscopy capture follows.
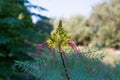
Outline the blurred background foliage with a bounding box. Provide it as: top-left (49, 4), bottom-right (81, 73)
top-left (52, 0), bottom-right (120, 49)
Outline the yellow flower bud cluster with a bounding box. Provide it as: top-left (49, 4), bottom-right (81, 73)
top-left (47, 20), bottom-right (71, 49)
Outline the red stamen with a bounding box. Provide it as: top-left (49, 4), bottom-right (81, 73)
top-left (68, 40), bottom-right (81, 57)
top-left (36, 42), bottom-right (48, 55)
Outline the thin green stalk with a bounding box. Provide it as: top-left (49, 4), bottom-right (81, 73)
top-left (59, 44), bottom-right (70, 80)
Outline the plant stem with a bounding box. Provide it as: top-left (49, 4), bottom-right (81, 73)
top-left (59, 51), bottom-right (70, 80)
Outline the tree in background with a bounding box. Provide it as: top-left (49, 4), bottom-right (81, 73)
top-left (34, 20), bottom-right (53, 44)
top-left (0, 0), bottom-right (52, 79)
top-left (63, 16), bottom-right (93, 46)
top-left (88, 0), bottom-right (120, 49)
top-left (52, 0), bottom-right (120, 49)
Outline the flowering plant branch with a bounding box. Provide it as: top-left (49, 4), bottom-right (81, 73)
top-left (37, 20), bottom-right (81, 80)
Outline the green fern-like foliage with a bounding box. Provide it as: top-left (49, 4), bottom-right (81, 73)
top-left (14, 47), bottom-right (120, 80)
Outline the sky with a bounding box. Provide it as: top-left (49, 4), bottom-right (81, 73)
top-left (28, 0), bottom-right (105, 22)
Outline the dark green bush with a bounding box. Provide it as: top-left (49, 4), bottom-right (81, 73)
top-left (0, 0), bottom-right (52, 79)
